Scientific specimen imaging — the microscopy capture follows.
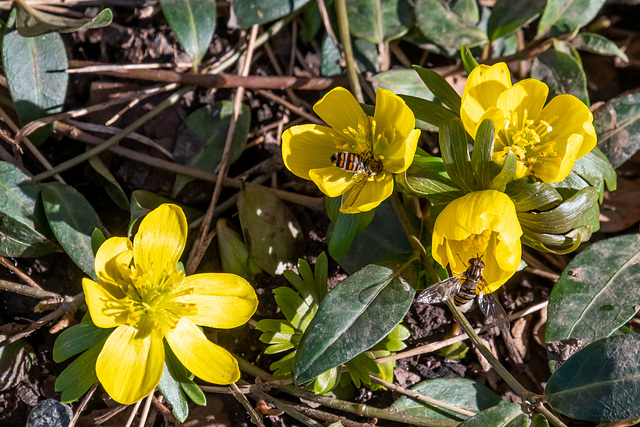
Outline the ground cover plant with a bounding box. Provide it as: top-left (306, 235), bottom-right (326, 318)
top-left (0, 0), bottom-right (639, 426)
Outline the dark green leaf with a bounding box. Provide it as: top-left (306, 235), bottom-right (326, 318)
top-left (546, 235), bottom-right (640, 344)
top-left (0, 162), bottom-right (56, 257)
top-left (173, 102), bottom-right (250, 195)
top-left (16, 4), bottom-right (112, 37)
top-left (530, 414), bottom-right (549, 427)
top-left (505, 177), bottom-right (562, 212)
top-left (346, 0), bottom-right (413, 43)
top-left (321, 33), bottom-right (380, 76)
top-left (293, 254), bottom-right (418, 384)
top-left (41, 182), bottom-right (103, 281)
top-left (3, 10), bottom-right (68, 145)
top-left (164, 343), bottom-right (206, 406)
top-left (459, 403), bottom-right (527, 426)
top-left (545, 334), bottom-right (640, 421)
top-left (90, 229), bottom-right (106, 256)
top-left (0, 337), bottom-right (33, 392)
top-left (471, 119), bottom-right (499, 188)
top-left (516, 187), bottom-right (598, 234)
top-left (372, 69), bottom-right (434, 101)
top-left (88, 155), bottom-right (129, 211)
top-left (397, 156), bottom-right (464, 202)
top-left (300, 1), bottom-right (322, 42)
top-left (158, 362), bottom-right (189, 422)
top-left (232, 0), bottom-right (309, 28)
top-left (487, 0), bottom-right (544, 40)
top-left (489, 151), bottom-right (516, 191)
top-left (237, 183), bottom-right (305, 275)
top-left (55, 341), bottom-right (102, 403)
top-left (460, 44), bottom-right (478, 75)
top-left (570, 32), bottom-right (629, 62)
top-left (53, 320), bottom-right (112, 363)
top-left (390, 378), bottom-right (504, 420)
top-left (537, 0), bottom-right (607, 38)
top-left (328, 209), bottom-right (375, 260)
top-left (129, 191), bottom-right (200, 235)
top-left (531, 50), bottom-right (589, 106)
top-left (439, 118), bottom-right (475, 191)
top-left (400, 95), bottom-right (458, 128)
top-left (572, 147), bottom-right (617, 202)
top-left (413, 65), bottom-right (462, 113)
top-left (160, 0), bottom-right (216, 66)
top-left (414, 0), bottom-right (487, 50)
top-left (521, 226), bottom-right (589, 254)
top-left (593, 89), bottom-right (640, 169)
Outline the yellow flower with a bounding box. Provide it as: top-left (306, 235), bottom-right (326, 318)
top-left (460, 63), bottom-right (596, 183)
top-left (82, 204), bottom-right (258, 404)
top-left (282, 87), bottom-right (420, 214)
top-left (432, 190), bottom-right (522, 292)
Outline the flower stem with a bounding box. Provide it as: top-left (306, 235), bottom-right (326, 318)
top-left (334, 0), bottom-right (364, 103)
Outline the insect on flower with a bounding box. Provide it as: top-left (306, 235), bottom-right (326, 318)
top-left (417, 256), bottom-right (510, 332)
top-left (330, 152), bottom-right (383, 176)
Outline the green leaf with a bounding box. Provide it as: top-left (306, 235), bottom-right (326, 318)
top-left (439, 118), bottom-right (475, 191)
top-left (55, 341), bottom-right (102, 403)
top-left (321, 33), bottom-right (379, 76)
top-left (293, 254), bottom-right (418, 384)
top-left (232, 0), bottom-right (309, 28)
top-left (390, 378), bottom-right (504, 420)
top-left (521, 226), bottom-right (590, 254)
top-left (570, 32), bottom-right (629, 62)
top-left (88, 155), bottom-right (129, 211)
top-left (489, 151), bottom-right (517, 191)
top-left (2, 10), bottom-right (68, 145)
top-left (173, 102), bottom-right (250, 195)
top-left (487, 0), bottom-right (545, 40)
top-left (471, 119), bottom-right (500, 189)
top-left (530, 414), bottom-right (549, 427)
top-left (158, 362), bottom-right (189, 422)
top-left (414, 0), bottom-right (487, 50)
top-left (237, 183), bottom-right (305, 275)
top-left (41, 182), bottom-right (103, 281)
top-left (397, 155), bottom-right (464, 203)
top-left (413, 65), bottom-right (462, 113)
top-left (531, 50), bottom-right (589, 106)
top-left (593, 89), bottom-right (640, 169)
top-left (164, 343), bottom-right (206, 406)
top-left (546, 235), bottom-right (640, 344)
top-left (372, 69), bottom-right (434, 102)
top-left (0, 162), bottom-right (56, 257)
top-left (460, 44), bottom-right (478, 75)
top-left (572, 147), bottom-right (617, 202)
top-left (129, 190), bottom-right (200, 235)
top-left (346, 0), bottom-right (412, 43)
top-left (545, 334), bottom-right (640, 421)
top-left (328, 209), bottom-right (375, 260)
top-left (314, 366), bottom-right (341, 394)
top-left (15, 4), bottom-right (112, 37)
top-left (505, 177), bottom-right (562, 212)
top-left (160, 0), bottom-right (216, 66)
top-left (537, 0), bottom-right (607, 38)
top-left (273, 287), bottom-right (314, 330)
top-left (53, 321), bottom-right (112, 363)
top-left (517, 186), bottom-right (598, 235)
top-left (459, 403), bottom-right (528, 426)
top-left (400, 95), bottom-right (459, 128)
top-left (90, 229), bottom-right (106, 257)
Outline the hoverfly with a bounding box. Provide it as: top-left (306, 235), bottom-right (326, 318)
top-left (331, 152), bottom-right (383, 176)
top-left (417, 257), bottom-right (510, 332)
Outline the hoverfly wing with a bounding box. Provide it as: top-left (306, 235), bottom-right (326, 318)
top-left (417, 275), bottom-right (463, 304)
top-left (340, 180), bottom-right (366, 211)
top-left (478, 285), bottom-right (510, 335)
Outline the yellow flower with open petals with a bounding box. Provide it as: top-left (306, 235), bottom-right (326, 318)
top-left (432, 190), bottom-right (522, 293)
top-left (282, 87), bottom-right (420, 214)
top-left (461, 62), bottom-right (596, 183)
top-left (82, 204), bottom-right (257, 404)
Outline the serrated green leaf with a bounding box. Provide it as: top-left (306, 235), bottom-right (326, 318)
top-left (41, 182), bottom-right (103, 281)
top-left (593, 89), bottom-right (640, 169)
top-left (546, 235), bottom-right (640, 344)
top-left (3, 10), bottom-right (68, 145)
top-left (440, 118), bottom-right (475, 191)
top-left (413, 65), bottom-right (462, 113)
top-left (545, 334), bottom-right (640, 421)
top-left (487, 0), bottom-right (544, 40)
top-left (346, 0), bottom-right (412, 43)
top-left (531, 49), bottom-right (589, 106)
top-left (459, 403), bottom-right (528, 426)
top-left (537, 0), bottom-right (607, 38)
top-left (570, 32), bottom-right (629, 62)
top-left (53, 321), bottom-right (112, 363)
top-left (55, 342), bottom-right (102, 403)
top-left (293, 254), bottom-right (417, 384)
top-left (390, 378), bottom-right (504, 420)
top-left (505, 177), bottom-right (562, 212)
top-left (414, 0), bottom-right (487, 50)
top-left (233, 0), bottom-right (309, 27)
top-left (160, 0), bottom-right (216, 66)
top-left (15, 3), bottom-right (112, 37)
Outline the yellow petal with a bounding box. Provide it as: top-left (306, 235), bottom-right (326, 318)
top-left (96, 325), bottom-right (164, 404)
top-left (178, 273), bottom-right (258, 329)
top-left (339, 173), bottom-right (393, 214)
top-left (133, 204), bottom-right (187, 280)
top-left (313, 87), bottom-right (363, 134)
top-left (309, 166), bottom-right (355, 197)
top-left (531, 133), bottom-right (583, 183)
top-left (373, 89), bottom-right (418, 154)
top-left (496, 79), bottom-right (548, 127)
top-left (82, 278), bottom-right (125, 328)
top-left (461, 63), bottom-right (512, 136)
top-left (95, 237), bottom-right (132, 290)
top-left (166, 318), bottom-right (240, 384)
top-left (482, 235), bottom-right (521, 293)
top-left (282, 124), bottom-right (347, 180)
top-left (378, 129), bottom-right (421, 173)
top-left (539, 94), bottom-right (597, 159)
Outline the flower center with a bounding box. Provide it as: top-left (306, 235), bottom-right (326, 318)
top-left (496, 110), bottom-right (556, 171)
top-left (103, 265), bottom-right (197, 336)
top-left (332, 113), bottom-right (386, 179)
top-left (461, 229), bottom-right (492, 254)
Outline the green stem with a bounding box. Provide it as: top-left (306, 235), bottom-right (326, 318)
top-left (335, 0), bottom-right (364, 103)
